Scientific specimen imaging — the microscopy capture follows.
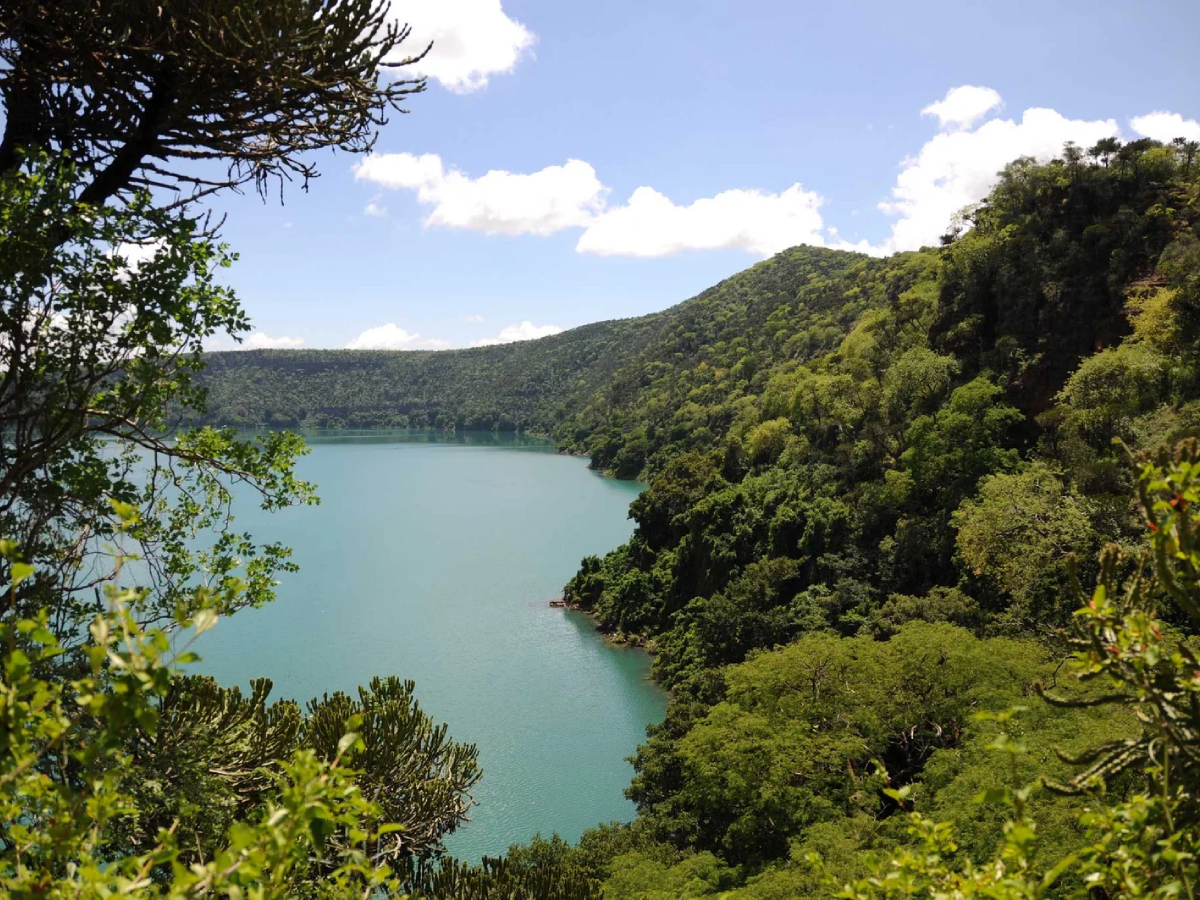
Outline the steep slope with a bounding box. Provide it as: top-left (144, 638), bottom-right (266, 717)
top-left (554, 248), bottom-right (932, 475)
top-left (565, 142), bottom-right (1200, 680)
top-left (537, 139), bottom-right (1200, 900)
top-left (195, 246), bottom-right (869, 446)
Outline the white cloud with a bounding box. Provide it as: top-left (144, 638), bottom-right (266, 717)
top-left (111, 239), bottom-right (165, 274)
top-left (384, 0), bottom-right (535, 93)
top-left (345, 323), bottom-right (451, 350)
top-left (470, 321), bottom-right (563, 347)
top-left (879, 103), bottom-right (1119, 253)
top-left (360, 151), bottom-right (866, 259)
top-left (357, 88), bottom-right (1198, 262)
top-left (464, 314), bottom-right (485, 323)
top-left (1130, 111), bottom-right (1200, 143)
top-left (921, 85), bottom-right (1003, 130)
top-left (355, 153), bottom-right (606, 236)
top-left (241, 332), bottom-right (306, 350)
top-left (363, 201), bottom-right (388, 217)
top-left (576, 184), bottom-right (830, 258)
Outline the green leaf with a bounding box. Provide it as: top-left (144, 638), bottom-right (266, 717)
top-left (108, 498), bottom-right (140, 523)
top-left (974, 788), bottom-right (1010, 806)
top-left (192, 608), bottom-right (218, 634)
top-left (336, 731), bottom-right (360, 758)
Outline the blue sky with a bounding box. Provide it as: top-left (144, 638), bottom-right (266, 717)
top-left (204, 0), bottom-right (1200, 351)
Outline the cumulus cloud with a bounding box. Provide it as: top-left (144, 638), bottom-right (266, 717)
top-left (241, 332), bottom-right (306, 350)
top-left (921, 85), bottom-right (1003, 130)
top-left (355, 153), bottom-right (606, 236)
top-left (357, 86), bottom-right (1200, 262)
top-left (470, 321), bottom-right (563, 347)
top-left (464, 314), bottom-right (485, 323)
top-left (576, 184), bottom-right (829, 258)
top-left (345, 323), bottom-right (451, 350)
top-left (363, 201), bottom-right (388, 217)
top-left (359, 151), bottom-right (845, 258)
top-left (1131, 111), bottom-right (1200, 143)
top-left (384, 0), bottom-right (535, 93)
top-left (879, 101), bottom-right (1119, 252)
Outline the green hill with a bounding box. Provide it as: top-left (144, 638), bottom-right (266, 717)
top-left (198, 315), bottom-right (657, 434)
top-left (200, 138), bottom-right (1200, 687)
top-left (196, 244), bottom-right (869, 457)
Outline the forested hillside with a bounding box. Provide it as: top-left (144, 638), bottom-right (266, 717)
top-left (199, 316), bottom-right (656, 432)
top-left (198, 138), bottom-right (1200, 899)
top-left (543, 140), bottom-right (1200, 897)
top-left (197, 244), bottom-right (867, 442)
top-left (566, 141), bottom-right (1199, 668)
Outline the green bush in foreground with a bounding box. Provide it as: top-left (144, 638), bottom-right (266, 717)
top-left (0, 531), bottom-right (398, 899)
top-left (840, 442), bottom-right (1200, 900)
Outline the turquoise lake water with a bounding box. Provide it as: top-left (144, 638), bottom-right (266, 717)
top-left (193, 430), bottom-right (665, 860)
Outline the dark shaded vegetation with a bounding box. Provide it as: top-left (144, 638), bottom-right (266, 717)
top-left (0, 0), bottom-right (429, 209)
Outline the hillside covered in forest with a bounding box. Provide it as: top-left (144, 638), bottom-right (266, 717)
top-left (197, 242), bottom-right (865, 448)
top-left (201, 138), bottom-right (1200, 898)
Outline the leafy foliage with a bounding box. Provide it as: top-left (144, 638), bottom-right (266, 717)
top-left (0, 9), bottom-right (587, 896)
top-left (839, 443), bottom-right (1200, 900)
top-left (0, 542), bottom-right (402, 900)
top-left (0, 157), bottom-right (316, 654)
top-left (0, 0), bottom-right (429, 207)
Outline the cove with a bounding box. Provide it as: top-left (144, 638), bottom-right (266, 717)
top-left (193, 430), bottom-right (666, 861)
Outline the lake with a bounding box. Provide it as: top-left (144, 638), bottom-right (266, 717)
top-left (194, 430), bottom-right (666, 860)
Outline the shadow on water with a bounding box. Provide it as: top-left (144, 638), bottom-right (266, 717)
top-left (560, 608), bottom-right (658, 685)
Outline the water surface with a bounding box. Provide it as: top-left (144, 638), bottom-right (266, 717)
top-left (195, 430), bottom-right (665, 860)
